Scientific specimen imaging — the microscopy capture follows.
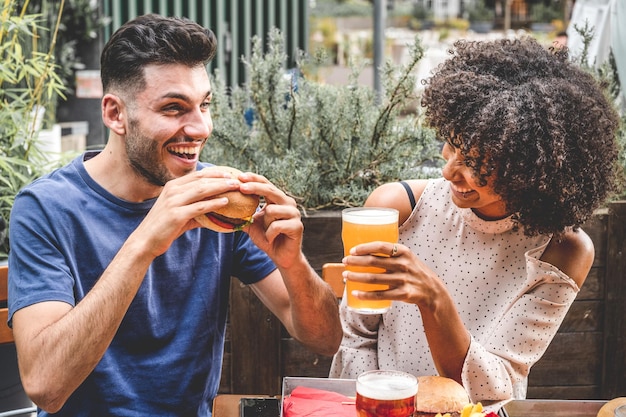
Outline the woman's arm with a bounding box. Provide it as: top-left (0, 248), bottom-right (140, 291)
top-left (461, 259), bottom-right (582, 402)
top-left (365, 180), bottom-right (429, 226)
top-left (540, 228), bottom-right (594, 289)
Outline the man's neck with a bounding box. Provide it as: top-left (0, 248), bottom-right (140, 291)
top-left (83, 146), bottom-right (162, 203)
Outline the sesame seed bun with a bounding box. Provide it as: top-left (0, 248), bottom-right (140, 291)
top-left (415, 376), bottom-right (470, 417)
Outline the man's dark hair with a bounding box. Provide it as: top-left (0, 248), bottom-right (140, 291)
top-left (100, 14), bottom-right (217, 94)
top-left (421, 37), bottom-right (621, 236)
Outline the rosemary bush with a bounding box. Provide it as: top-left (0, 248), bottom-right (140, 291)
top-left (569, 22), bottom-right (626, 199)
top-left (202, 28), bottom-right (442, 211)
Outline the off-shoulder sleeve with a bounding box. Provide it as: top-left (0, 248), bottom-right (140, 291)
top-left (329, 299), bottom-right (382, 378)
top-left (460, 249), bottom-right (580, 402)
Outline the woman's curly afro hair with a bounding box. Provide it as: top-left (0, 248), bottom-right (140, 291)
top-left (421, 37), bottom-right (621, 237)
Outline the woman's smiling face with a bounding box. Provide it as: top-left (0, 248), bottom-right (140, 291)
top-left (441, 141), bottom-right (509, 220)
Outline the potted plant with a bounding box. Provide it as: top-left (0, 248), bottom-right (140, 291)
top-left (410, 3), bottom-right (435, 31)
top-left (530, 2), bottom-right (561, 33)
top-left (467, 0), bottom-right (495, 34)
top-left (0, 0), bottom-right (104, 260)
top-left (202, 28), bottom-right (443, 214)
top-left (0, 1), bottom-right (70, 260)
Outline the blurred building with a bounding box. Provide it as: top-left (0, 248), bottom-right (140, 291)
top-left (412, 0), bottom-right (535, 28)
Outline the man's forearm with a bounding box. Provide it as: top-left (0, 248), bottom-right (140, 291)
top-left (278, 256), bottom-right (342, 356)
top-left (16, 237), bottom-right (154, 412)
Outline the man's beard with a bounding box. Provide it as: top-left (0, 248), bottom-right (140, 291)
top-left (125, 118), bottom-right (177, 187)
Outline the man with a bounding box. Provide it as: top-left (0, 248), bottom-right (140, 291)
top-left (7, 14), bottom-right (341, 416)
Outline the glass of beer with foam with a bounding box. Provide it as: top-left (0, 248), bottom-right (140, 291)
top-left (356, 370), bottom-right (418, 417)
top-left (342, 207), bottom-right (399, 314)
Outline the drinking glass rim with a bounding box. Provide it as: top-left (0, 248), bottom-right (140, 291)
top-left (342, 207), bottom-right (399, 215)
top-left (357, 369), bottom-right (418, 385)
top-left (342, 207), bottom-right (399, 223)
top-left (356, 370), bottom-right (418, 399)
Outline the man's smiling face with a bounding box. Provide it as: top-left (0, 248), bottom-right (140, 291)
top-left (123, 63), bottom-right (213, 186)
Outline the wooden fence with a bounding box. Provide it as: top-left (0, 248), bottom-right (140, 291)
top-left (218, 202), bottom-right (626, 400)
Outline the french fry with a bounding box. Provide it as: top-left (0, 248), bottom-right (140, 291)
top-left (461, 402), bottom-right (486, 417)
top-left (461, 403), bottom-right (474, 417)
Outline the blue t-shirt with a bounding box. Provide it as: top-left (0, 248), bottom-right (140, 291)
top-left (8, 152), bottom-right (276, 416)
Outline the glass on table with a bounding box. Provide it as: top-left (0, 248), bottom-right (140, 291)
top-left (355, 370), bottom-right (418, 417)
top-left (615, 404), bottom-right (626, 417)
top-left (341, 207), bottom-right (399, 314)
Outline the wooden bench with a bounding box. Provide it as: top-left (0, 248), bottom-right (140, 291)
top-left (1, 265), bottom-right (14, 345)
top-left (0, 264), bottom-right (38, 416)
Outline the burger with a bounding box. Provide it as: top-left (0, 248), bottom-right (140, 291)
top-left (194, 166), bottom-right (260, 233)
top-left (415, 376), bottom-right (470, 417)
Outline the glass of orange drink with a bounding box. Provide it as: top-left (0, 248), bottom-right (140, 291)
top-left (341, 207), bottom-right (399, 314)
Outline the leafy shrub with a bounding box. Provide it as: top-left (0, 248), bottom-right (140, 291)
top-left (0, 1), bottom-right (66, 259)
top-left (202, 28), bottom-right (442, 212)
top-left (467, 0), bottom-right (494, 22)
top-left (568, 22), bottom-right (626, 199)
top-left (412, 3), bottom-right (433, 21)
top-left (531, 2), bottom-right (562, 23)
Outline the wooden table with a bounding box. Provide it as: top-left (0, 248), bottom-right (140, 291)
top-left (213, 394), bottom-right (279, 417)
top-left (502, 399), bottom-right (606, 416)
top-left (213, 395), bottom-right (609, 417)
top-left (213, 395), bottom-right (244, 417)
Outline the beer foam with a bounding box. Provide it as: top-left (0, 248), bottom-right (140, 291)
top-left (342, 208), bottom-right (398, 225)
top-left (357, 372), bottom-right (418, 400)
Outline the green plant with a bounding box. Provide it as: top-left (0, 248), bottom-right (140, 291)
top-left (0, 0), bottom-right (67, 259)
top-left (17, 0), bottom-right (106, 115)
top-left (445, 18), bottom-right (470, 32)
top-left (530, 2), bottom-right (562, 23)
top-left (467, 0), bottom-right (494, 22)
top-left (309, 17), bottom-right (339, 65)
top-left (568, 22), bottom-right (626, 199)
top-left (202, 28), bottom-right (442, 212)
top-left (412, 3), bottom-right (433, 21)
top-left (409, 2), bottom-right (435, 30)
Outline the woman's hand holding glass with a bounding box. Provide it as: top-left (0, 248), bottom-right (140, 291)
top-left (343, 240), bottom-right (448, 310)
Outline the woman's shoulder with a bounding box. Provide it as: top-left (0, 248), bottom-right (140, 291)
top-left (541, 228), bottom-right (595, 288)
top-left (366, 179), bottom-right (432, 224)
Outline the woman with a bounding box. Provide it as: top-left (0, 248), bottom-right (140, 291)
top-left (329, 37), bottom-right (621, 405)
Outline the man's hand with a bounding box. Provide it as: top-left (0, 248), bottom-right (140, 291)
top-left (134, 168), bottom-right (244, 258)
top-left (237, 172), bottom-right (303, 269)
